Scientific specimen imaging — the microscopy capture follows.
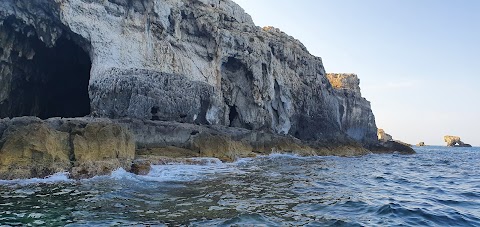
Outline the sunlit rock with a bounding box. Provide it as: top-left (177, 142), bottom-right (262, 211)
top-left (417, 142), bottom-right (426, 147)
top-left (0, 0), bottom-right (377, 145)
top-left (377, 129), bottom-right (393, 142)
top-left (444, 135), bottom-right (472, 147)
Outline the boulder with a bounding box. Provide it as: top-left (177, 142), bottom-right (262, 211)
top-left (130, 161), bottom-right (152, 176)
top-left (417, 142), bottom-right (426, 147)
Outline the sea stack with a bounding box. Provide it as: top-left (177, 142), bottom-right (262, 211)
top-left (444, 136), bottom-right (472, 147)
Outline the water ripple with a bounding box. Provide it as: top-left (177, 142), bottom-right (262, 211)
top-left (1, 147), bottom-right (480, 226)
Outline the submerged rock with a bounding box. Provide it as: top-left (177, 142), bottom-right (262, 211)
top-left (444, 136), bottom-right (472, 147)
top-left (130, 161), bottom-right (152, 176)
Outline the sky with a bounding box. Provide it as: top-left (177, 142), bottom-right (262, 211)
top-left (232, 0), bottom-right (480, 146)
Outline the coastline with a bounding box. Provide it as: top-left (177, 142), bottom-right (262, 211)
top-left (0, 116), bottom-right (413, 180)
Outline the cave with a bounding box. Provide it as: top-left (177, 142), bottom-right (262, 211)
top-left (228, 105), bottom-right (239, 127)
top-left (0, 18), bottom-right (91, 119)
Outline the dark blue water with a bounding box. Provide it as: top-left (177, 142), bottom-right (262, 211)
top-left (1, 146), bottom-right (479, 226)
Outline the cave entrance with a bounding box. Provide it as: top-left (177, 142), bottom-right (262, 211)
top-left (32, 36), bottom-right (92, 119)
top-left (0, 19), bottom-right (91, 119)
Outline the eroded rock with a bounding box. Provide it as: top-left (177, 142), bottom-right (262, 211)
top-left (0, 0), bottom-right (376, 146)
top-left (0, 119), bottom-right (70, 179)
top-left (377, 129), bottom-right (393, 142)
top-left (130, 161), bottom-right (152, 176)
top-left (69, 122), bottom-right (136, 179)
top-left (327, 73), bottom-right (378, 145)
top-left (0, 117), bottom-right (135, 179)
top-left (444, 136), bottom-right (472, 147)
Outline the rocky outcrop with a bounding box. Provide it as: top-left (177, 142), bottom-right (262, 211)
top-left (0, 119), bottom-right (71, 179)
top-left (369, 141), bottom-right (415, 155)
top-left (0, 0), bottom-right (375, 146)
top-left (0, 117), bottom-right (135, 179)
top-left (119, 118), bottom-right (370, 162)
top-left (327, 73), bottom-right (378, 145)
top-left (0, 116), bottom-right (371, 179)
top-left (0, 0), bottom-right (414, 180)
top-left (371, 128), bottom-right (414, 154)
top-left (444, 136), bottom-right (472, 147)
top-left (377, 129), bottom-right (393, 142)
top-left (417, 142), bottom-right (426, 147)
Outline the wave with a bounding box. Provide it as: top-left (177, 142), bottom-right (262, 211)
top-left (0, 172), bottom-right (73, 186)
top-left (0, 154), bottom-right (318, 186)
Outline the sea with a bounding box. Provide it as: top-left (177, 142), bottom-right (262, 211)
top-left (0, 146), bottom-right (479, 226)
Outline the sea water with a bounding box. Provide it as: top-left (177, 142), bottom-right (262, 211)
top-left (0, 147), bottom-right (479, 226)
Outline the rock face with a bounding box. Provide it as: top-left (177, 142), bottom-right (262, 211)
top-left (377, 129), bottom-right (393, 142)
top-left (326, 73), bottom-right (378, 145)
top-left (0, 0), bottom-right (378, 146)
top-left (0, 116), bottom-right (370, 179)
top-left (0, 117), bottom-right (135, 179)
top-left (0, 119), bottom-right (71, 179)
top-left (120, 118), bottom-right (369, 162)
top-left (444, 136), bottom-right (472, 147)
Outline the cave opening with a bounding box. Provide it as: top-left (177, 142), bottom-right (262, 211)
top-left (228, 105), bottom-right (238, 127)
top-left (0, 18), bottom-right (92, 119)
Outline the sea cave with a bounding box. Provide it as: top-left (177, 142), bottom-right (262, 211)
top-left (0, 17), bottom-right (91, 119)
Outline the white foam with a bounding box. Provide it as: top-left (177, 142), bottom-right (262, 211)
top-left (0, 172), bottom-right (73, 186)
top-left (142, 161), bottom-right (240, 182)
top-left (76, 158), bottom-right (243, 184)
top-left (0, 155), bottom-right (318, 186)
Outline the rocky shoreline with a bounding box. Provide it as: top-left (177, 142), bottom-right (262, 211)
top-left (0, 0), bottom-right (416, 180)
top-left (0, 117), bottom-right (416, 180)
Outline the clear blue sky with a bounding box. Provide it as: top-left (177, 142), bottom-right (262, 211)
top-left (233, 0), bottom-right (480, 146)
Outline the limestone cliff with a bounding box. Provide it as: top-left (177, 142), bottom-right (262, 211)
top-left (0, 0), bottom-right (377, 145)
top-left (327, 73), bottom-right (378, 145)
